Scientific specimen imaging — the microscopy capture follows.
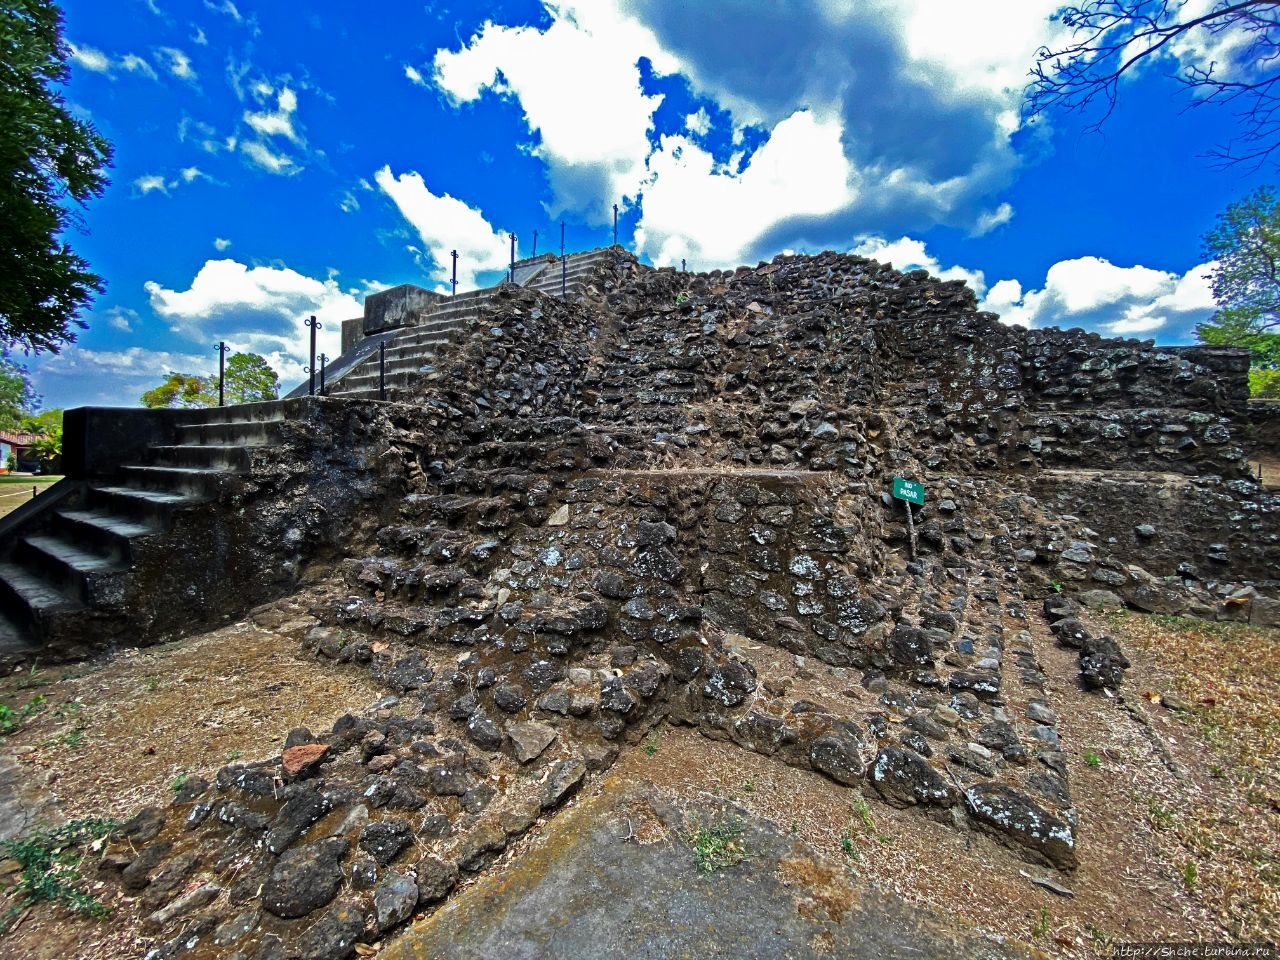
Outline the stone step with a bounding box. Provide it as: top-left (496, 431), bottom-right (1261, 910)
top-left (87, 485), bottom-right (204, 527)
top-left (118, 465), bottom-right (228, 498)
top-left (148, 444), bottom-right (252, 472)
top-left (0, 561), bottom-right (80, 638)
top-left (175, 419), bottom-right (287, 447)
top-left (15, 535), bottom-right (126, 606)
top-left (53, 508), bottom-right (156, 562)
top-left (175, 401), bottom-right (289, 426)
top-left (328, 371), bottom-right (418, 398)
top-left (0, 610), bottom-right (40, 667)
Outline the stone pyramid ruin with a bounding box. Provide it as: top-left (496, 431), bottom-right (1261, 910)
top-left (0, 247), bottom-right (1275, 957)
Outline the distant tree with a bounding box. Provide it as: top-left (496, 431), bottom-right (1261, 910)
top-left (211, 352), bottom-right (279, 404)
top-left (1026, 1), bottom-right (1280, 169)
top-left (141, 373), bottom-right (211, 409)
top-left (0, 0), bottom-right (114, 351)
top-left (140, 353), bottom-right (279, 408)
top-left (19, 407), bottom-right (60, 469)
top-left (0, 357), bottom-right (39, 430)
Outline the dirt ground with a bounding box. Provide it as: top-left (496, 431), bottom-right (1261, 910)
top-left (0, 581), bottom-right (1275, 959)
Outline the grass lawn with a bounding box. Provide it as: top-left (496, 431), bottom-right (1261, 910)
top-left (0, 475), bottom-right (63, 519)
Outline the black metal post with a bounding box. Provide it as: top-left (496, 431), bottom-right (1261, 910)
top-left (318, 353), bottom-right (328, 396)
top-left (379, 341), bottom-right (386, 401)
top-left (560, 220), bottom-right (565, 257)
top-left (451, 250), bottom-right (458, 296)
top-left (561, 254), bottom-right (567, 299)
top-left (532, 229), bottom-right (538, 257)
top-left (304, 316), bottom-right (321, 396)
top-left (681, 258), bottom-right (686, 273)
top-left (612, 204), bottom-right (618, 246)
top-left (216, 340), bottom-right (226, 406)
top-left (509, 233), bottom-right (516, 282)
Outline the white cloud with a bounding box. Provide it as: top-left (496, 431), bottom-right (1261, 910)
top-left (32, 345), bottom-right (217, 406)
top-left (68, 43), bottom-right (112, 73)
top-left (214, 237), bottom-right (232, 251)
top-left (179, 166), bottom-right (206, 183)
top-left (244, 87), bottom-right (302, 143)
top-left (144, 259), bottom-right (370, 376)
top-left (105, 306), bottom-right (139, 332)
top-left (427, 0), bottom-right (1054, 261)
top-left (404, 64), bottom-right (427, 86)
top-left (432, 4), bottom-right (673, 219)
top-left (70, 43), bottom-right (158, 79)
top-left (156, 46), bottom-right (196, 81)
top-left (636, 110), bottom-right (855, 268)
top-left (850, 235), bottom-right (986, 296)
top-left (134, 174), bottom-right (169, 196)
top-left (204, 0), bottom-right (242, 22)
top-left (980, 256), bottom-right (1217, 340)
top-left (192, 26), bottom-right (208, 45)
top-left (119, 53), bottom-right (158, 79)
top-left (240, 140), bottom-right (300, 176)
top-left (374, 166), bottom-right (510, 290)
top-left (339, 191), bottom-right (360, 213)
top-left (685, 108), bottom-right (711, 137)
top-left (972, 202), bottom-right (1013, 236)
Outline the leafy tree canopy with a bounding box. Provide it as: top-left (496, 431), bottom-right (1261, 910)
top-left (0, 0), bottom-right (113, 352)
top-left (1197, 185), bottom-right (1280, 391)
top-left (140, 353), bottom-right (280, 408)
top-left (215, 352), bottom-right (280, 404)
top-left (0, 357), bottom-right (39, 431)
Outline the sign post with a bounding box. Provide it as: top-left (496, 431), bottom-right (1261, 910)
top-left (892, 477), bottom-right (925, 560)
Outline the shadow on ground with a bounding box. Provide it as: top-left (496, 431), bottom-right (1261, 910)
top-left (385, 774), bottom-right (1031, 960)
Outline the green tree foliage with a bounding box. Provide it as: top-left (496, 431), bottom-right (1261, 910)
top-left (1198, 186), bottom-right (1280, 397)
top-left (0, 0), bottom-right (113, 352)
top-left (140, 353), bottom-right (279, 408)
top-left (213, 352), bottom-right (279, 404)
top-left (18, 407), bottom-right (59, 469)
top-left (0, 357), bottom-right (39, 430)
top-left (140, 373), bottom-right (211, 409)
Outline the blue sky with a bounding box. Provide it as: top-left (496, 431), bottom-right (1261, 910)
top-left (25, 0), bottom-right (1265, 410)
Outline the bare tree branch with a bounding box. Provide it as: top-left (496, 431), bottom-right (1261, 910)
top-left (1026, 0), bottom-right (1280, 170)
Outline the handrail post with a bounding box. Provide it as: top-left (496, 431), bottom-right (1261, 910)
top-left (215, 340), bottom-right (226, 406)
top-left (612, 204), bottom-right (618, 246)
top-left (509, 233), bottom-right (516, 282)
top-left (451, 249), bottom-right (458, 296)
top-left (561, 254), bottom-right (567, 299)
top-left (304, 316), bottom-right (321, 396)
top-left (318, 353), bottom-right (328, 396)
top-left (379, 341), bottom-right (386, 401)
top-left (560, 220), bottom-right (565, 257)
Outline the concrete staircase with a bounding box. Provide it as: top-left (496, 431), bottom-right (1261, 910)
top-left (323, 248), bottom-right (617, 401)
top-left (0, 404), bottom-right (287, 665)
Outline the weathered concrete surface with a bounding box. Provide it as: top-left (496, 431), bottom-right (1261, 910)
top-left (384, 777), bottom-right (1029, 960)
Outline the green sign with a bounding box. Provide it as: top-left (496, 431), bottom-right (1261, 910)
top-left (892, 477), bottom-right (925, 506)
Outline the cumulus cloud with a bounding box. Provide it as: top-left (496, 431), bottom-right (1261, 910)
top-left (636, 110), bottom-right (854, 268)
top-left (982, 257), bottom-right (1217, 340)
top-left (850, 235), bottom-right (987, 296)
top-left (427, 0), bottom-right (1069, 264)
top-left (105, 306), bottom-right (140, 332)
top-left (374, 166), bottom-right (511, 290)
top-left (144, 259), bottom-right (370, 376)
top-left (213, 237), bottom-right (232, 251)
top-left (432, 4), bottom-right (673, 219)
